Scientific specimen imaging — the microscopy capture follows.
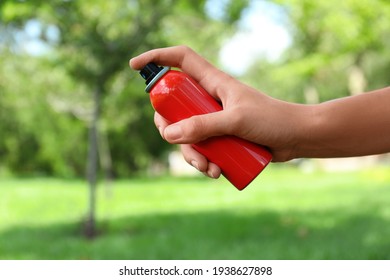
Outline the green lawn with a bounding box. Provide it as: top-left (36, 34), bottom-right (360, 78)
top-left (1, 166), bottom-right (390, 260)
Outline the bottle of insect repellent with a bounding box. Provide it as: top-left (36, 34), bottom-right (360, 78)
top-left (139, 62), bottom-right (272, 190)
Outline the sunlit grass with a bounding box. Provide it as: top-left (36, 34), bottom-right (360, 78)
top-left (0, 166), bottom-right (389, 259)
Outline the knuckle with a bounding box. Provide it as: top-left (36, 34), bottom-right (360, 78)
top-left (184, 116), bottom-right (206, 141)
top-left (180, 145), bottom-right (194, 164)
top-left (180, 144), bottom-right (208, 172)
top-left (177, 45), bottom-right (193, 53)
top-left (177, 45), bottom-right (194, 67)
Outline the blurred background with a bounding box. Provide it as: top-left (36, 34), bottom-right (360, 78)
top-left (0, 0), bottom-right (389, 260)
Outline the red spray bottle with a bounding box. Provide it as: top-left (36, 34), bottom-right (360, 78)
top-left (139, 63), bottom-right (272, 190)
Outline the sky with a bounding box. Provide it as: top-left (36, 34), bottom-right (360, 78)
top-left (214, 1), bottom-right (291, 75)
top-left (19, 19), bottom-right (58, 55)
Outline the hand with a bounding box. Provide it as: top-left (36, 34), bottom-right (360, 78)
top-left (130, 46), bottom-right (313, 178)
top-left (131, 46), bottom-right (390, 176)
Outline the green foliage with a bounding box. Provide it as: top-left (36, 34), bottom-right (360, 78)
top-left (1, 167), bottom-right (390, 259)
top-left (0, 0), bottom-right (247, 177)
top-left (244, 0), bottom-right (390, 103)
top-left (0, 52), bottom-right (86, 176)
top-left (1, 0), bottom-right (389, 177)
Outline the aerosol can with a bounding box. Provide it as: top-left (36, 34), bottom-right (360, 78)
top-left (138, 62), bottom-right (272, 190)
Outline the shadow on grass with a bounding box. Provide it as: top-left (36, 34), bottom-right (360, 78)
top-left (1, 208), bottom-right (390, 260)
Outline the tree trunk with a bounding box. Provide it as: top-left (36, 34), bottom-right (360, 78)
top-left (98, 127), bottom-right (113, 198)
top-left (84, 83), bottom-right (102, 238)
top-left (348, 54), bottom-right (367, 96)
top-left (348, 64), bottom-right (367, 96)
top-left (304, 83), bottom-right (319, 104)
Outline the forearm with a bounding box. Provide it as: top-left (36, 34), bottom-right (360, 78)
top-left (297, 86), bottom-right (390, 158)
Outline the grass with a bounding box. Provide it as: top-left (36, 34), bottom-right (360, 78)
top-left (0, 166), bottom-right (390, 260)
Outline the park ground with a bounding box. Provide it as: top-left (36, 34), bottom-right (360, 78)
top-left (1, 165), bottom-right (390, 260)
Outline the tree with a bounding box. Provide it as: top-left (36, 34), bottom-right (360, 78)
top-left (1, 0), bottom-right (250, 237)
top-left (2, 0), bottom-right (171, 237)
top-left (243, 0), bottom-right (390, 103)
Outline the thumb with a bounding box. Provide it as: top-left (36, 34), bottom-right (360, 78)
top-left (163, 111), bottom-right (231, 144)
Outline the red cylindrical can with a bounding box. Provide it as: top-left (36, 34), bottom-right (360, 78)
top-left (139, 63), bottom-right (272, 190)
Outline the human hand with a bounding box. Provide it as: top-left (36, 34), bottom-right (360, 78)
top-left (130, 46), bottom-right (311, 178)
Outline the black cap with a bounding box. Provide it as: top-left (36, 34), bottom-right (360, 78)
top-left (140, 63), bottom-right (164, 85)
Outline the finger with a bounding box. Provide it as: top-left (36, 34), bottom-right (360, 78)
top-left (180, 144), bottom-right (208, 173)
top-left (206, 162), bottom-right (222, 179)
top-left (181, 145), bottom-right (221, 179)
top-left (163, 110), bottom-right (233, 144)
top-left (154, 112), bottom-right (170, 139)
top-left (129, 45), bottom-right (232, 100)
top-left (130, 46), bottom-right (210, 78)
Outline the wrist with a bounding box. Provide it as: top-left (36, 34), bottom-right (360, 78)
top-left (285, 103), bottom-right (321, 160)
top-left (292, 102), bottom-right (344, 159)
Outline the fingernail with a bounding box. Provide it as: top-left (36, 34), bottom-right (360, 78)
top-left (129, 58), bottom-right (135, 68)
top-left (191, 160), bottom-right (200, 171)
top-left (203, 169), bottom-right (218, 179)
top-left (165, 125), bottom-right (182, 141)
top-left (207, 170), bottom-right (218, 179)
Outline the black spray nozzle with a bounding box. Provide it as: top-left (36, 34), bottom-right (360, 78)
top-left (140, 63), bottom-right (164, 85)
